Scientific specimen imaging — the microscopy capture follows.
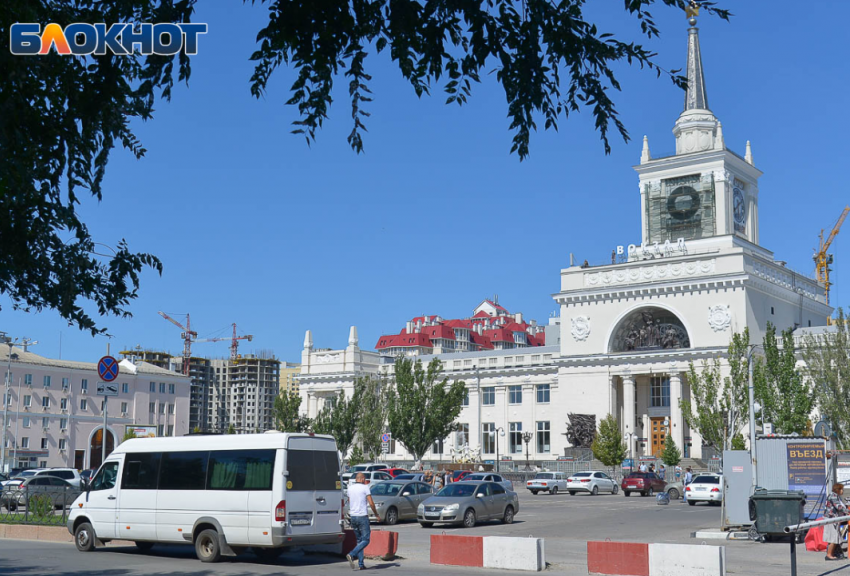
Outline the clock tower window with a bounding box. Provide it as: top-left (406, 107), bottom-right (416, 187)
top-left (645, 173), bottom-right (716, 243)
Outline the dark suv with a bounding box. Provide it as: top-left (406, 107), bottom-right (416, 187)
top-left (621, 472), bottom-right (667, 497)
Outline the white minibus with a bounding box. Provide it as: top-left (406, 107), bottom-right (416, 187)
top-left (67, 432), bottom-right (344, 562)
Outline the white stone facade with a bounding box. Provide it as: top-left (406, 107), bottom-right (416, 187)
top-left (296, 21), bottom-right (832, 464)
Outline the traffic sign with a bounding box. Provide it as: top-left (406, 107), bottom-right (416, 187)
top-left (97, 356), bottom-right (119, 382)
top-left (381, 433), bottom-right (391, 443)
top-left (381, 442), bottom-right (389, 453)
top-left (97, 382), bottom-right (119, 397)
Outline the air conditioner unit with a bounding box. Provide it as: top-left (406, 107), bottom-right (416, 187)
top-left (60, 428), bottom-right (67, 433)
top-left (42, 406), bottom-right (49, 412)
top-left (80, 389), bottom-right (87, 395)
top-left (42, 427), bottom-right (49, 432)
top-left (23, 406), bottom-right (29, 412)
top-left (59, 449), bottom-right (66, 454)
top-left (61, 409), bottom-right (67, 414)
top-left (121, 412), bottom-right (128, 417)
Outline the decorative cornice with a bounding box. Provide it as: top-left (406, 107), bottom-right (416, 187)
top-left (584, 259), bottom-right (716, 288)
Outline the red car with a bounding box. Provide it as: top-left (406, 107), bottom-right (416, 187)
top-left (384, 468), bottom-right (409, 478)
top-left (621, 472), bottom-right (667, 497)
top-left (448, 470), bottom-right (473, 483)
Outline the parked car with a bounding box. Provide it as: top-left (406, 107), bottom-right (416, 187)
top-left (1, 475), bottom-right (81, 511)
top-left (567, 471), bottom-right (619, 496)
top-left (664, 480), bottom-right (684, 500)
top-left (686, 474), bottom-right (724, 506)
top-left (460, 473), bottom-right (513, 492)
top-left (526, 472), bottom-right (567, 495)
top-left (79, 469), bottom-right (95, 487)
top-left (418, 481), bottom-right (519, 528)
top-left (33, 468), bottom-right (83, 489)
top-left (344, 470), bottom-right (393, 490)
top-left (342, 463), bottom-right (389, 483)
top-left (621, 472), bottom-right (667, 497)
top-left (346, 480), bottom-right (435, 525)
top-left (384, 468), bottom-right (409, 478)
top-left (393, 473), bottom-right (426, 482)
top-left (447, 470), bottom-right (473, 483)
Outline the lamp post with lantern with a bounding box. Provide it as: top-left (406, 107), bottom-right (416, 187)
top-left (522, 430), bottom-right (533, 471)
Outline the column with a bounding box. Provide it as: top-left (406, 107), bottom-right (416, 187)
top-left (468, 382), bottom-right (480, 453)
top-left (669, 371), bottom-right (684, 454)
top-left (623, 373), bottom-right (636, 458)
top-left (609, 375), bottom-right (618, 420)
top-left (306, 393), bottom-right (315, 418)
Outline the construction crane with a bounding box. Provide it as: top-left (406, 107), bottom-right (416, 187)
top-left (195, 323), bottom-right (253, 363)
top-left (814, 205), bottom-right (850, 309)
top-left (158, 312), bottom-right (197, 375)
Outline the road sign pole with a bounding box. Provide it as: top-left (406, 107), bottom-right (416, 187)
top-left (102, 393), bottom-right (107, 467)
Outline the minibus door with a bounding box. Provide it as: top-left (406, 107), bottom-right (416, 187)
top-left (85, 456), bottom-right (123, 540)
top-left (285, 438), bottom-right (342, 538)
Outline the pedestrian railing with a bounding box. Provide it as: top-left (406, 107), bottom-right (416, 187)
top-left (0, 485), bottom-right (78, 526)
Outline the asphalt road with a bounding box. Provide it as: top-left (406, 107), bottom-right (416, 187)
top-left (0, 490), bottom-right (847, 575)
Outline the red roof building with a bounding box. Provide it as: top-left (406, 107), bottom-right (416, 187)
top-left (375, 297), bottom-right (545, 356)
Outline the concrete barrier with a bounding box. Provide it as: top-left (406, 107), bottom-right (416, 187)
top-left (483, 536), bottom-right (544, 571)
top-left (648, 543), bottom-right (725, 576)
top-left (363, 529), bottom-right (398, 560)
top-left (430, 534), bottom-right (484, 567)
top-left (587, 541), bottom-right (649, 576)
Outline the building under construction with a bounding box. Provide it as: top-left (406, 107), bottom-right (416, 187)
top-left (120, 347), bottom-right (281, 433)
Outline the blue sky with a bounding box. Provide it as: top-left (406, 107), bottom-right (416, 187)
top-left (3, 1), bottom-right (849, 363)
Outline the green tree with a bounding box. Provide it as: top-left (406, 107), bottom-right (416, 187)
top-left (273, 390), bottom-right (308, 432)
top-left (660, 433), bottom-right (681, 467)
top-left (731, 434), bottom-right (746, 451)
top-left (357, 375), bottom-right (390, 461)
top-left (226, 424), bottom-right (236, 435)
top-left (386, 358), bottom-right (466, 465)
top-left (591, 414), bottom-right (627, 477)
top-left (801, 308), bottom-right (850, 448)
top-left (753, 323), bottom-right (812, 435)
top-left (312, 389), bottom-right (360, 457)
top-left (249, 0), bottom-right (729, 158)
top-left (122, 428), bottom-right (137, 443)
top-left (348, 445), bottom-right (365, 467)
top-left (682, 330), bottom-right (752, 452)
top-left (0, 1), bottom-right (196, 334)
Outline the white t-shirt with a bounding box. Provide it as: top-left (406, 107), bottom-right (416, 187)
top-left (348, 482), bottom-right (371, 517)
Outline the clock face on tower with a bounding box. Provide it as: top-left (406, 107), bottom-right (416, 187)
top-left (733, 187), bottom-right (746, 225)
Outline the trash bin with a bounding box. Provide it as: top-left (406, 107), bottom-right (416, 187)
top-left (749, 489), bottom-right (806, 535)
top-left (656, 492), bottom-right (670, 506)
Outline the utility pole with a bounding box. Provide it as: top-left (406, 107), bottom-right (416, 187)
top-left (747, 345), bottom-right (762, 491)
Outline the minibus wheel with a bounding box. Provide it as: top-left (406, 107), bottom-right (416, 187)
top-left (74, 522), bottom-right (96, 552)
top-left (195, 529), bottom-right (222, 563)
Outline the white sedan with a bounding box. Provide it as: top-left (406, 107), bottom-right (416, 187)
top-left (567, 471), bottom-right (619, 496)
top-left (526, 472), bottom-right (568, 495)
top-left (686, 473), bottom-right (724, 505)
top-left (460, 473), bottom-right (513, 492)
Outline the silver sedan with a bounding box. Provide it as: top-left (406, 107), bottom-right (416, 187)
top-left (417, 481), bottom-right (519, 528)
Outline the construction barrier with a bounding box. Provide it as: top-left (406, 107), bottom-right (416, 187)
top-left (648, 543), bottom-right (725, 576)
top-left (483, 536), bottom-right (544, 571)
top-left (588, 541), bottom-right (725, 576)
top-left (430, 534), bottom-right (484, 567)
top-left (431, 534), bottom-right (544, 571)
top-left (308, 529), bottom-right (398, 560)
top-left (587, 541), bottom-right (649, 576)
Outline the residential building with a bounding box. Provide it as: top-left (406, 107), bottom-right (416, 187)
top-left (212, 354), bottom-right (280, 433)
top-left (279, 362), bottom-right (301, 395)
top-left (1, 345), bottom-right (190, 472)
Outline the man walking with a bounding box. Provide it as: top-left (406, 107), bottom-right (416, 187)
top-left (347, 473), bottom-right (379, 570)
top-left (682, 467), bottom-right (693, 503)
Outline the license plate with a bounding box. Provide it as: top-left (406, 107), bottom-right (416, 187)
top-left (425, 514), bottom-right (440, 519)
top-left (291, 518), bottom-right (312, 526)
top-left (695, 487), bottom-right (706, 491)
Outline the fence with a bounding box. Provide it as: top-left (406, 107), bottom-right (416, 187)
top-left (0, 485), bottom-right (78, 526)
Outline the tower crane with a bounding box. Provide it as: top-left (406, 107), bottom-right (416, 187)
top-left (814, 205), bottom-right (850, 309)
top-left (158, 312), bottom-right (197, 375)
top-left (195, 323), bottom-right (254, 363)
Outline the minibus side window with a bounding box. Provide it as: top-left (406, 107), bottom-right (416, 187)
top-left (159, 451), bottom-right (209, 490)
top-left (122, 453), bottom-right (161, 490)
top-left (207, 449), bottom-right (275, 491)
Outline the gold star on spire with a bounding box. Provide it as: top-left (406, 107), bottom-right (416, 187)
top-left (685, 1), bottom-right (700, 19)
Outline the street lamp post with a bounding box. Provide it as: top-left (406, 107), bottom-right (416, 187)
top-left (747, 345), bottom-right (762, 491)
top-left (0, 333), bottom-right (17, 474)
top-left (494, 427), bottom-right (505, 473)
top-left (522, 431), bottom-right (533, 471)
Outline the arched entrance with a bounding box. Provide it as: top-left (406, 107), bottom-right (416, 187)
top-left (89, 428), bottom-right (115, 470)
top-left (608, 306), bottom-right (691, 353)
